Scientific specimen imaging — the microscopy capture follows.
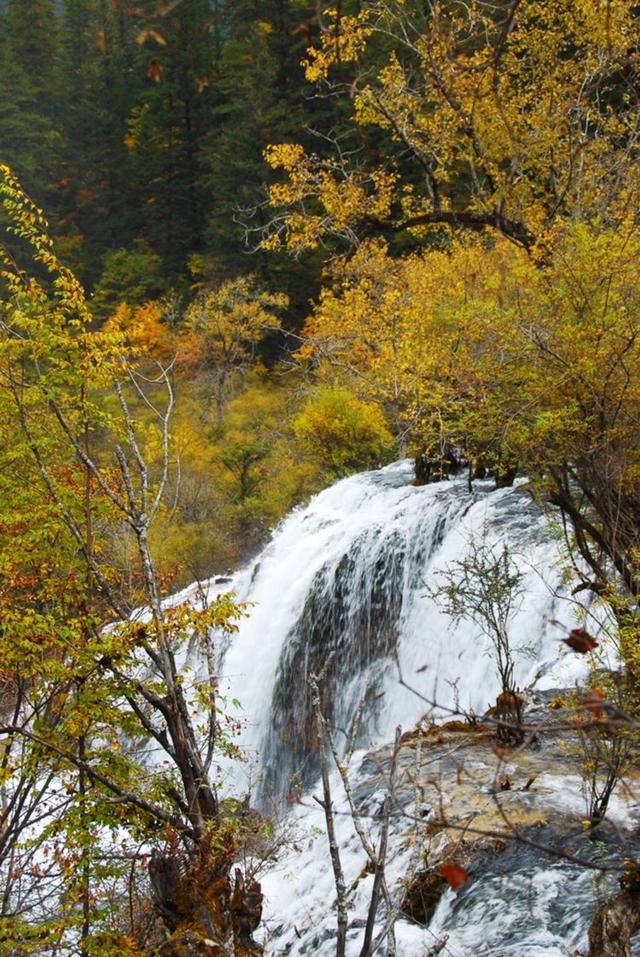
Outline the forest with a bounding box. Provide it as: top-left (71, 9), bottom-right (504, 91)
top-left (1, 0), bottom-right (640, 955)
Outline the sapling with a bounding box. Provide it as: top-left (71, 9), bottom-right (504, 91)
top-left (430, 539), bottom-right (528, 744)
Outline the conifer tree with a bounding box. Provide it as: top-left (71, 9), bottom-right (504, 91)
top-left (0, 0), bottom-right (62, 202)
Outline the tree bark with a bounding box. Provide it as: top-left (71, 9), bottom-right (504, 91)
top-left (588, 886), bottom-right (640, 957)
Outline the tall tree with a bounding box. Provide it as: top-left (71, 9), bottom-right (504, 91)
top-left (121, 0), bottom-right (222, 277)
top-left (5, 0), bottom-right (58, 99)
top-left (0, 0), bottom-right (62, 203)
top-left (263, 0), bottom-right (640, 256)
top-left (56, 0), bottom-right (144, 281)
top-left (201, 0), bottom-right (339, 327)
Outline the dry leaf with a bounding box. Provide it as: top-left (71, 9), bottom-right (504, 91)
top-left (147, 59), bottom-right (163, 82)
top-left (562, 628), bottom-right (598, 653)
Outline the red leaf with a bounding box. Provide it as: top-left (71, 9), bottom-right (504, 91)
top-left (562, 628), bottom-right (598, 653)
top-left (581, 687), bottom-right (604, 717)
top-left (440, 863), bottom-right (468, 890)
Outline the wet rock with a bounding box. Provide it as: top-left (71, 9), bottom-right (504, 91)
top-left (402, 837), bottom-right (507, 926)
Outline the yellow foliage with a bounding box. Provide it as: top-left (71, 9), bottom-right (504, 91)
top-left (293, 385), bottom-right (393, 477)
top-left (178, 275), bottom-right (288, 424)
top-left (103, 300), bottom-right (176, 361)
top-left (145, 371), bottom-right (320, 583)
top-left (301, 224), bottom-right (640, 492)
top-left (264, 1), bottom-right (640, 254)
top-left (180, 275), bottom-right (287, 371)
top-left (302, 9), bottom-right (373, 82)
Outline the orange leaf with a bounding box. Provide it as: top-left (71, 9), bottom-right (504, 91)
top-left (440, 863), bottom-right (468, 890)
top-left (147, 59), bottom-right (163, 83)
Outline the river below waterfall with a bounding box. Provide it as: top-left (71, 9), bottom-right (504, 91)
top-left (258, 720), bottom-right (640, 957)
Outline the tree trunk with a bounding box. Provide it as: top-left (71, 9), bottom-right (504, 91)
top-left (588, 884), bottom-right (640, 957)
top-left (150, 851), bottom-right (264, 956)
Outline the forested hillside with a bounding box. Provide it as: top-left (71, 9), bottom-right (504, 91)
top-left (0, 0), bottom-right (397, 584)
top-left (2, 1), bottom-right (640, 955)
top-left (0, 0), bottom-right (329, 304)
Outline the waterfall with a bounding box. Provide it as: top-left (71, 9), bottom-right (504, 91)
top-left (170, 460), bottom-right (623, 957)
top-left (183, 461), bottom-right (592, 802)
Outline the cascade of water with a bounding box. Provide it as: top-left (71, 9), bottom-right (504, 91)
top-left (192, 461), bottom-right (592, 802)
top-left (167, 461), bottom-right (620, 956)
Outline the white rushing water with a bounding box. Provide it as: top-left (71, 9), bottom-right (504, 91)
top-left (173, 460), bottom-right (621, 956)
top-left (6, 461), bottom-right (624, 955)
top-left (179, 461), bottom-right (596, 799)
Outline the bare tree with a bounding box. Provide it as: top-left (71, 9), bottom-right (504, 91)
top-left (429, 539), bottom-right (527, 744)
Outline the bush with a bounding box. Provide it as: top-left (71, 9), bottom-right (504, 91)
top-left (293, 386), bottom-right (392, 477)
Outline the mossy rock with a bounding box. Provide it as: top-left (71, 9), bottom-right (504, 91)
top-left (401, 870), bottom-right (448, 925)
top-left (401, 718), bottom-right (490, 747)
top-left (424, 719), bottom-right (490, 736)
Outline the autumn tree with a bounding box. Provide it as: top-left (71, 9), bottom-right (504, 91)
top-left (300, 223), bottom-right (640, 595)
top-left (262, 0), bottom-right (640, 256)
top-left (181, 275), bottom-right (288, 424)
top-left (292, 384), bottom-right (392, 478)
top-left (295, 235), bottom-right (514, 474)
top-left (0, 167), bottom-right (264, 954)
top-left (103, 298), bottom-right (177, 364)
